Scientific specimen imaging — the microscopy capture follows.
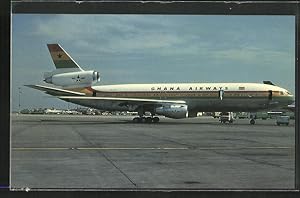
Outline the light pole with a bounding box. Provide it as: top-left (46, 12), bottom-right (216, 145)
top-left (18, 87), bottom-right (21, 112)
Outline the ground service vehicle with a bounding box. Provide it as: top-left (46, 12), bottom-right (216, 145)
top-left (276, 116), bottom-right (290, 126)
top-left (220, 112), bottom-right (234, 123)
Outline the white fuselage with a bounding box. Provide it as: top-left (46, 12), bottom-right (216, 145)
top-left (87, 82), bottom-right (293, 113)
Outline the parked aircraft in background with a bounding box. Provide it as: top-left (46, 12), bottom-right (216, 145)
top-left (26, 44), bottom-right (294, 124)
top-left (45, 108), bottom-right (63, 114)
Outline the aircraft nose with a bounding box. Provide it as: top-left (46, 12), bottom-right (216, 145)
top-left (288, 94), bottom-right (294, 103)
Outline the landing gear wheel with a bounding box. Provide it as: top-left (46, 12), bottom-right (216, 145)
top-left (153, 117), bottom-right (159, 123)
top-left (140, 117), bottom-right (146, 123)
top-left (145, 117), bottom-right (153, 123)
top-left (133, 117), bottom-right (145, 123)
top-left (250, 119), bottom-right (255, 125)
top-left (133, 117), bottom-right (140, 123)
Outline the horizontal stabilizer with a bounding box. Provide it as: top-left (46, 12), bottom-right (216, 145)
top-left (25, 85), bottom-right (86, 96)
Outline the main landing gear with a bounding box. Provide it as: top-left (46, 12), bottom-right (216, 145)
top-left (133, 107), bottom-right (159, 123)
top-left (133, 116), bottom-right (160, 123)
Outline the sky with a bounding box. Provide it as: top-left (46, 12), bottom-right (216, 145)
top-left (11, 14), bottom-right (295, 111)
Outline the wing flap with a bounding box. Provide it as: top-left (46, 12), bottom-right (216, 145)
top-left (25, 85), bottom-right (86, 96)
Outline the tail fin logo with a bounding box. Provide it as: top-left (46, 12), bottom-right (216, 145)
top-left (47, 44), bottom-right (83, 71)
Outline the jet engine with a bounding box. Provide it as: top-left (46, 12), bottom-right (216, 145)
top-left (155, 104), bottom-right (188, 119)
top-left (44, 70), bottom-right (100, 88)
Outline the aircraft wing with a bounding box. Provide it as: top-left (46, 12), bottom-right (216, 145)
top-left (58, 96), bottom-right (186, 109)
top-left (25, 85), bottom-right (86, 96)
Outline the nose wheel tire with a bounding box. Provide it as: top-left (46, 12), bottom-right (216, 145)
top-left (250, 119), bottom-right (255, 125)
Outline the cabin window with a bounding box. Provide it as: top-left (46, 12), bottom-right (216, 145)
top-left (239, 87), bottom-right (245, 90)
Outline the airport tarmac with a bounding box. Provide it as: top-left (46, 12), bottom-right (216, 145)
top-left (11, 114), bottom-right (295, 189)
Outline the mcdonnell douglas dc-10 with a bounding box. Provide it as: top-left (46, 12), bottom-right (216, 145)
top-left (26, 44), bottom-right (294, 124)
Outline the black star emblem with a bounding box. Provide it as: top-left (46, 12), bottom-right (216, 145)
top-left (72, 75), bottom-right (80, 82)
top-left (57, 54), bottom-right (62, 58)
top-left (72, 75), bottom-right (85, 82)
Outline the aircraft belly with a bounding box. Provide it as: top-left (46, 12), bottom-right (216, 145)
top-left (62, 96), bottom-right (286, 113)
top-left (186, 98), bottom-right (269, 112)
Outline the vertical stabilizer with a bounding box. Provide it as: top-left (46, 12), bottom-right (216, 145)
top-left (47, 44), bottom-right (83, 71)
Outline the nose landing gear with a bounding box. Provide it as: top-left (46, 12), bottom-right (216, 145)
top-left (250, 119), bottom-right (256, 125)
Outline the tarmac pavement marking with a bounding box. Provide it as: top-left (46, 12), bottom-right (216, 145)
top-left (12, 146), bottom-right (292, 151)
top-left (12, 147), bottom-right (189, 151)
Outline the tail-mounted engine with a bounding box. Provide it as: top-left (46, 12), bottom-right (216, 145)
top-left (44, 70), bottom-right (100, 88)
top-left (155, 104), bottom-right (188, 119)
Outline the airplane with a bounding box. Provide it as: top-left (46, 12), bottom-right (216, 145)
top-left (26, 44), bottom-right (294, 124)
top-left (44, 108), bottom-right (63, 114)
